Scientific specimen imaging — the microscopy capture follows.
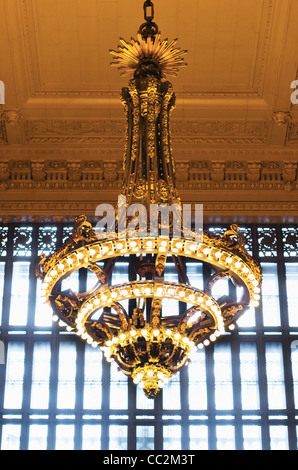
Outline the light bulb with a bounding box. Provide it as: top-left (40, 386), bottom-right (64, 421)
top-left (153, 329), bottom-right (160, 337)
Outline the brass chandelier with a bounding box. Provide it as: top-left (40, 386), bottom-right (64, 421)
top-left (36, 1), bottom-right (262, 399)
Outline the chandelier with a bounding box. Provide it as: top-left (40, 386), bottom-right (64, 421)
top-left (36, 1), bottom-right (262, 399)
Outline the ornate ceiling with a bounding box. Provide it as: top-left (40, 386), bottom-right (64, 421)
top-left (0, 0), bottom-right (298, 221)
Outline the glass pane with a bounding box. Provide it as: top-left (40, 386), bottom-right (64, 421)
top-left (57, 342), bottom-right (77, 409)
top-left (162, 298), bottom-right (179, 317)
top-left (242, 425), bottom-right (262, 450)
top-left (261, 264), bottom-right (280, 327)
top-left (212, 277), bottom-right (229, 300)
top-left (61, 270), bottom-right (79, 293)
top-left (285, 263), bottom-right (298, 327)
top-left (257, 227), bottom-right (277, 257)
top-left (186, 262), bottom-right (203, 290)
top-left (237, 286), bottom-right (255, 326)
top-left (82, 425), bottom-right (101, 450)
top-left (162, 373), bottom-right (181, 410)
top-left (35, 280), bottom-right (53, 327)
top-left (9, 262), bottom-right (30, 326)
top-left (265, 343), bottom-right (286, 410)
top-left (1, 424), bottom-right (21, 450)
top-left (216, 425), bottom-right (235, 450)
top-left (136, 385), bottom-right (154, 410)
top-left (282, 227), bottom-right (298, 257)
top-left (4, 342), bottom-right (25, 409)
top-left (55, 424), bottom-right (75, 450)
top-left (291, 346), bottom-right (298, 408)
top-left (164, 262), bottom-right (178, 282)
top-left (38, 226), bottom-right (57, 256)
top-left (189, 425), bottom-right (208, 450)
top-left (30, 342), bottom-right (51, 409)
top-left (136, 426), bottom-right (155, 450)
top-left (214, 343), bottom-right (233, 410)
top-left (111, 262), bottom-right (129, 312)
top-left (0, 261), bottom-right (5, 325)
top-left (240, 343), bottom-right (260, 410)
top-left (83, 347), bottom-right (102, 410)
top-left (109, 425), bottom-right (127, 450)
top-left (110, 361), bottom-right (128, 410)
top-left (269, 426), bottom-right (289, 450)
top-left (163, 425), bottom-right (181, 450)
top-left (236, 305), bottom-right (256, 327)
top-left (0, 226), bottom-right (9, 256)
top-left (189, 349), bottom-right (207, 410)
top-left (13, 227), bottom-right (33, 257)
top-left (28, 425), bottom-right (48, 450)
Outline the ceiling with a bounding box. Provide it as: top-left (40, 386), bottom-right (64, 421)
top-left (1, 0), bottom-right (298, 221)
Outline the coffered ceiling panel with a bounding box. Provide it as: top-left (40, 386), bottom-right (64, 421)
top-left (24, 0), bottom-right (270, 95)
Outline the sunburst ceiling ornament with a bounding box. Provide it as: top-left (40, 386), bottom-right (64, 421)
top-left (110, 33), bottom-right (187, 78)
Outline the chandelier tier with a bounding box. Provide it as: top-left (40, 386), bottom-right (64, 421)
top-left (36, 1), bottom-right (262, 399)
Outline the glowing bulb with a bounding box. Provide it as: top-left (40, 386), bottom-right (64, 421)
top-left (102, 246), bottom-right (109, 254)
top-left (147, 370), bottom-right (153, 377)
top-left (130, 330), bottom-right (137, 337)
top-left (205, 299), bottom-right (213, 306)
top-left (226, 257), bottom-right (232, 264)
top-left (156, 287), bottom-right (163, 295)
top-left (203, 339), bottom-right (210, 346)
top-left (133, 289), bottom-right (140, 296)
top-left (145, 288), bottom-right (151, 295)
top-left (178, 290), bottom-right (185, 298)
top-left (161, 240), bottom-right (168, 247)
top-left (141, 329), bottom-right (148, 336)
top-left (254, 287), bottom-right (261, 294)
top-left (101, 294), bottom-right (108, 302)
top-left (235, 261), bottom-right (241, 268)
top-left (175, 242), bottom-right (183, 249)
top-left (130, 241), bottom-right (137, 248)
top-left (174, 333), bottom-right (181, 340)
top-left (215, 251), bottom-right (222, 258)
top-left (189, 244), bottom-right (196, 252)
top-left (77, 252), bottom-right (84, 260)
top-left (157, 372), bottom-right (164, 379)
top-left (89, 249), bottom-right (96, 256)
top-left (111, 291), bottom-right (118, 299)
top-left (106, 341), bottom-right (113, 347)
top-left (182, 337), bottom-right (189, 343)
top-left (203, 248), bottom-right (210, 255)
top-left (188, 294), bottom-right (195, 302)
top-left (153, 329), bottom-right (160, 337)
top-left (116, 242), bottom-right (124, 250)
top-left (67, 258), bottom-right (73, 265)
top-left (121, 289), bottom-right (128, 297)
top-left (146, 240), bottom-right (153, 247)
top-left (165, 329), bottom-right (172, 336)
top-left (112, 337), bottom-right (119, 344)
top-left (242, 266), bottom-right (249, 273)
top-left (58, 264), bottom-right (65, 271)
top-left (210, 334), bottom-right (216, 341)
top-left (229, 324), bottom-right (235, 331)
top-left (119, 333), bottom-right (126, 341)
